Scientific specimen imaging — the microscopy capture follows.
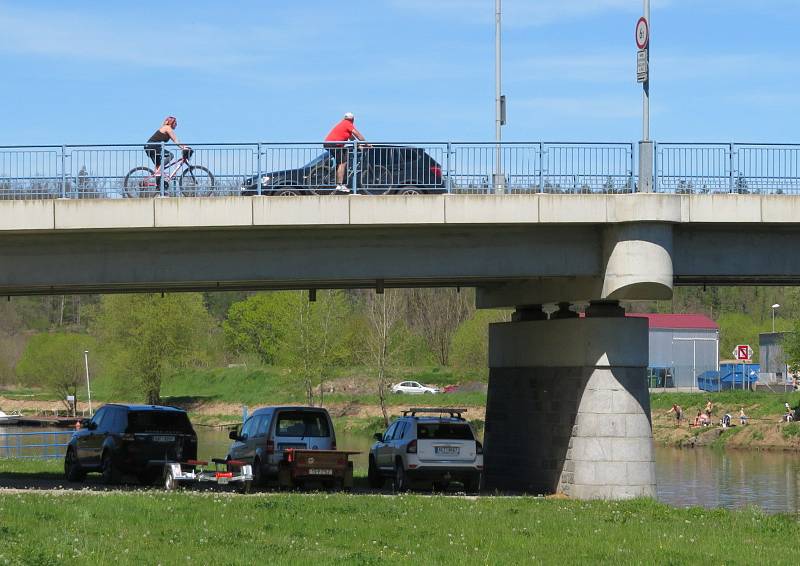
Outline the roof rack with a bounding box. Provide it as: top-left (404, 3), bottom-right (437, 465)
top-left (402, 408), bottom-right (467, 418)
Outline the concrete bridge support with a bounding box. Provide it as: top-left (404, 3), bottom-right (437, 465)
top-left (483, 303), bottom-right (656, 499)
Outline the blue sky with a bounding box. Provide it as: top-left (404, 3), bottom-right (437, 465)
top-left (0, 0), bottom-right (797, 145)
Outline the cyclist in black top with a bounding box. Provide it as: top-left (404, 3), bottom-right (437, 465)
top-left (144, 116), bottom-right (189, 175)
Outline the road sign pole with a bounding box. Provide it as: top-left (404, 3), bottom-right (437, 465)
top-left (642, 0), bottom-right (650, 142)
top-left (636, 2), bottom-right (652, 192)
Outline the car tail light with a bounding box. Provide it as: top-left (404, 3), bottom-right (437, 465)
top-left (476, 441), bottom-right (483, 455)
top-left (407, 439), bottom-right (418, 454)
top-left (429, 165), bottom-right (442, 177)
top-left (215, 472), bottom-right (233, 479)
top-left (266, 440), bottom-right (275, 454)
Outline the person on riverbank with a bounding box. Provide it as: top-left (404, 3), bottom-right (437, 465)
top-left (783, 405), bottom-right (794, 422)
top-left (705, 399), bottom-right (714, 416)
top-left (667, 404), bottom-right (683, 423)
top-left (739, 407), bottom-right (748, 425)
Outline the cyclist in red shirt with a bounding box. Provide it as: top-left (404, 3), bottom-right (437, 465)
top-left (324, 112), bottom-right (367, 193)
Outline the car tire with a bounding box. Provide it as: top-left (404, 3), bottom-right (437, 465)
top-left (367, 455), bottom-right (383, 489)
top-left (64, 448), bottom-right (85, 482)
top-left (393, 460), bottom-right (408, 492)
top-left (397, 186), bottom-right (422, 195)
top-left (164, 467), bottom-right (179, 491)
top-left (252, 457), bottom-right (264, 487)
top-left (276, 188), bottom-right (300, 197)
top-left (101, 451), bottom-right (120, 485)
top-left (424, 390), bottom-right (433, 395)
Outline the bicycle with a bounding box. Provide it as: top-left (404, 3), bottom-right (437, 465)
top-left (123, 147), bottom-right (215, 197)
top-left (322, 145), bottom-right (391, 195)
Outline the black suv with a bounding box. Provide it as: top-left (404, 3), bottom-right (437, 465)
top-left (240, 145), bottom-right (445, 195)
top-left (64, 404), bottom-right (197, 485)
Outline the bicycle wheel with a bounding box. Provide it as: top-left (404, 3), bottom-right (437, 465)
top-left (123, 166), bottom-right (157, 198)
top-left (179, 165), bottom-right (215, 197)
top-left (361, 165), bottom-right (391, 195)
top-left (308, 164), bottom-right (334, 194)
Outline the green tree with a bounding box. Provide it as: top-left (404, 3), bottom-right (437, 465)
top-left (93, 294), bottom-right (212, 404)
top-left (451, 309), bottom-right (511, 377)
top-left (222, 293), bottom-right (289, 364)
top-left (16, 332), bottom-right (96, 414)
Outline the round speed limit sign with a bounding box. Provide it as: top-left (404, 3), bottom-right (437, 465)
top-left (636, 17), bottom-right (649, 49)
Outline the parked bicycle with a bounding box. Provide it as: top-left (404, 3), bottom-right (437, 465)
top-left (123, 147), bottom-right (215, 197)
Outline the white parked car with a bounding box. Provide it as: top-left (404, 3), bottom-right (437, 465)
top-left (391, 381), bottom-right (440, 395)
top-left (368, 407), bottom-right (482, 492)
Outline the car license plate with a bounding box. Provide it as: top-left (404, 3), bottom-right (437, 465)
top-left (309, 468), bottom-right (333, 476)
top-left (435, 446), bottom-right (460, 456)
top-left (152, 435), bottom-right (175, 443)
top-left (218, 476), bottom-right (229, 485)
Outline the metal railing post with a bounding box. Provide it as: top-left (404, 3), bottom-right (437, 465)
top-left (61, 145), bottom-right (67, 198)
top-left (652, 142), bottom-right (659, 192)
top-left (445, 142), bottom-right (452, 194)
top-left (256, 143), bottom-right (262, 196)
top-left (538, 143), bottom-right (544, 193)
top-left (729, 143), bottom-right (735, 192)
top-left (629, 143), bottom-right (635, 192)
top-left (352, 140), bottom-right (359, 194)
top-left (159, 143), bottom-right (165, 196)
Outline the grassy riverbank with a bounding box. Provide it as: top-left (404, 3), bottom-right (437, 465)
top-left (651, 391), bottom-right (800, 450)
top-left (0, 492), bottom-right (797, 564)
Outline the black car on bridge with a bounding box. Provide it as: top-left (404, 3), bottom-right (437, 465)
top-left (64, 403), bottom-right (198, 485)
top-left (240, 145), bottom-right (445, 196)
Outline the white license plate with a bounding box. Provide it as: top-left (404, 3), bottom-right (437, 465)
top-left (218, 476), bottom-right (229, 485)
top-left (152, 435), bottom-right (175, 442)
top-left (435, 446), bottom-right (460, 456)
top-left (309, 468), bottom-right (333, 476)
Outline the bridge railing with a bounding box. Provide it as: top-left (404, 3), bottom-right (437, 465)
top-left (0, 141), bottom-right (636, 198)
top-left (655, 143), bottom-right (800, 194)
top-left (4, 141), bottom-right (798, 198)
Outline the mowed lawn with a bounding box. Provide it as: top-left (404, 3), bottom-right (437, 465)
top-left (0, 492), bottom-right (797, 565)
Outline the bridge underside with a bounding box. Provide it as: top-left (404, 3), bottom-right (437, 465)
top-left (3, 195), bottom-right (800, 499)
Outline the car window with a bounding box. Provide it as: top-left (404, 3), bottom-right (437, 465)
top-left (103, 408), bottom-right (125, 433)
top-left (275, 411), bottom-right (330, 438)
top-left (96, 407), bottom-right (116, 433)
top-left (383, 422), bottom-right (399, 441)
top-left (255, 414), bottom-right (270, 436)
top-left (394, 422), bottom-right (407, 440)
top-left (417, 423), bottom-right (474, 440)
top-left (90, 407), bottom-right (107, 430)
top-left (240, 416), bottom-right (256, 438)
top-left (127, 411), bottom-right (193, 434)
top-left (410, 382), bottom-right (421, 388)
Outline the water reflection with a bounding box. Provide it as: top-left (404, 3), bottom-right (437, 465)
top-left (655, 446), bottom-right (800, 514)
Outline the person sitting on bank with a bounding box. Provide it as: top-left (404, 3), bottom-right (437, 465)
top-left (721, 413), bottom-right (732, 428)
top-left (739, 407), bottom-right (748, 425)
top-left (784, 406), bottom-right (794, 422)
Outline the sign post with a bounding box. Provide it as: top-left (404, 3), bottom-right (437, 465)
top-left (733, 345), bottom-right (753, 390)
top-left (636, 2), bottom-right (653, 192)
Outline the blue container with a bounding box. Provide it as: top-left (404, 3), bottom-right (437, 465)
top-left (697, 364), bottom-right (759, 392)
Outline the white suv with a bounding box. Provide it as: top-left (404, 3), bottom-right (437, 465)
top-left (391, 381), bottom-right (440, 395)
top-left (368, 408), bottom-right (482, 492)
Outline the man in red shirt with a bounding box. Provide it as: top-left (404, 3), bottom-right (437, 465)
top-left (324, 112), bottom-right (367, 193)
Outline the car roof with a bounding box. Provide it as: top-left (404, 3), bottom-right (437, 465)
top-left (105, 403), bottom-right (187, 413)
top-left (252, 406), bottom-right (330, 416)
top-left (401, 416), bottom-right (467, 423)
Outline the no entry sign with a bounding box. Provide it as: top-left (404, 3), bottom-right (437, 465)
top-left (733, 344), bottom-right (753, 361)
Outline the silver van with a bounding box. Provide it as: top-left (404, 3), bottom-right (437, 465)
top-left (227, 406), bottom-right (336, 485)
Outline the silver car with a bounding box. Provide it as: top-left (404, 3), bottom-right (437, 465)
top-left (368, 408), bottom-right (482, 492)
top-left (227, 406), bottom-right (336, 486)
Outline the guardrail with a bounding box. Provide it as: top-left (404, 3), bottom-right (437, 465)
top-left (3, 141), bottom-right (798, 198)
top-left (655, 143), bottom-right (800, 194)
top-left (0, 141), bottom-right (633, 198)
top-left (0, 431), bottom-right (74, 459)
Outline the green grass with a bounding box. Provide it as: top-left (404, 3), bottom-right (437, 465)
top-left (651, 390), bottom-right (800, 419)
top-left (0, 459), bottom-right (62, 476)
top-left (0, 493), bottom-right (796, 564)
top-left (782, 422), bottom-right (800, 439)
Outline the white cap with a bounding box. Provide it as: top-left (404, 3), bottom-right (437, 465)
top-left (343, 112), bottom-right (355, 120)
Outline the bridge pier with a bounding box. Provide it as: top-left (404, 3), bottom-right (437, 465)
top-left (483, 302), bottom-right (655, 499)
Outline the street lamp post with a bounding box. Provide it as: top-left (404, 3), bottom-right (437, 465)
top-left (494, 0), bottom-right (505, 193)
top-left (772, 303), bottom-right (780, 333)
top-left (83, 350), bottom-right (93, 417)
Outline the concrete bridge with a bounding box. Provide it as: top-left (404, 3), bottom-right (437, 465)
top-left (3, 193), bottom-right (798, 498)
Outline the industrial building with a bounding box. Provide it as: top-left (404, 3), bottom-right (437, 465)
top-left (632, 313), bottom-right (720, 390)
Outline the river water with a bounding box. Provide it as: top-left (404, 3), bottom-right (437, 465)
top-left (4, 425), bottom-right (800, 514)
